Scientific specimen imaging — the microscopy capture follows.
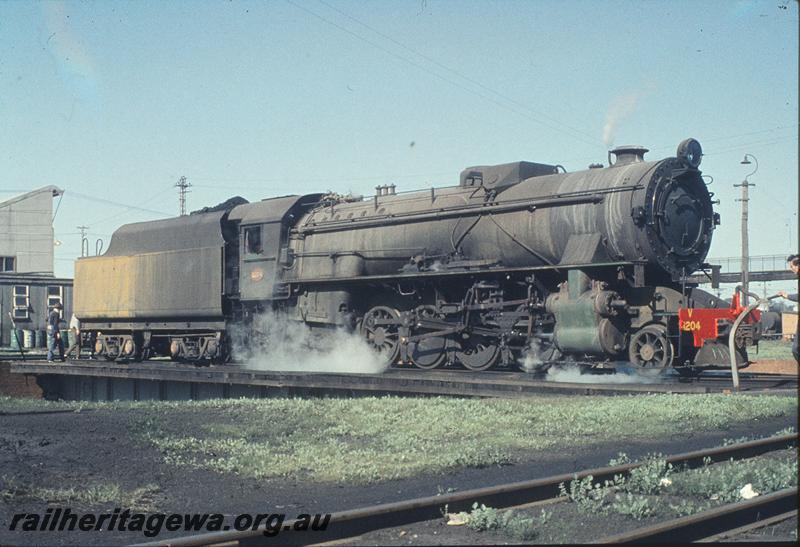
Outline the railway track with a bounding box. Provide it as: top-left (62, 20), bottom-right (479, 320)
top-left (7, 359), bottom-right (796, 401)
top-left (139, 433), bottom-right (798, 546)
top-left (596, 489), bottom-right (797, 543)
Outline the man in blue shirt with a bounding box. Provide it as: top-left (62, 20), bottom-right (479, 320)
top-left (46, 302), bottom-right (65, 362)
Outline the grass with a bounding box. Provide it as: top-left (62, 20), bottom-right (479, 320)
top-left (754, 339), bottom-right (795, 360)
top-left (2, 393), bottom-right (796, 484)
top-left (122, 394), bottom-right (796, 483)
top-left (0, 477), bottom-right (160, 511)
top-left (0, 396), bottom-right (90, 413)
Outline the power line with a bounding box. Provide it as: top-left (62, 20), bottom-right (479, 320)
top-left (65, 190), bottom-right (172, 216)
top-left (86, 186), bottom-right (176, 227)
top-left (284, 0), bottom-right (602, 149)
top-left (697, 124), bottom-right (798, 144)
top-left (703, 136), bottom-right (795, 156)
top-left (554, 127), bottom-right (799, 167)
top-left (189, 170), bottom-right (454, 186)
top-left (314, 0), bottom-right (600, 146)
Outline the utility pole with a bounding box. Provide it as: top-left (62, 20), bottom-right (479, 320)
top-left (77, 225), bottom-right (89, 257)
top-left (175, 176), bottom-right (191, 216)
top-left (736, 154), bottom-right (758, 305)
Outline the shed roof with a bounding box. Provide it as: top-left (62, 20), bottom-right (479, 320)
top-left (0, 186), bottom-right (63, 209)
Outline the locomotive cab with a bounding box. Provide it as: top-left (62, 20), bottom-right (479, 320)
top-left (228, 194), bottom-right (323, 302)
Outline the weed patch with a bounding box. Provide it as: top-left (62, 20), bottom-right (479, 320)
top-left (461, 502), bottom-right (546, 541)
top-left (0, 476), bottom-right (159, 511)
top-left (560, 447), bottom-right (797, 521)
top-left (121, 394), bottom-right (796, 483)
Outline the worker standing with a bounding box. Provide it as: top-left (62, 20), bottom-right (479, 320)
top-left (65, 313), bottom-right (82, 360)
top-left (46, 302), bottom-right (65, 362)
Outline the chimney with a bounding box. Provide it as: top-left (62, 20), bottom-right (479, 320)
top-left (609, 145), bottom-right (649, 166)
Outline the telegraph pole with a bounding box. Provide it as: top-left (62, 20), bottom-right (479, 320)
top-left (77, 225), bottom-right (89, 257)
top-left (175, 176), bottom-right (191, 216)
top-left (736, 154), bottom-right (758, 305)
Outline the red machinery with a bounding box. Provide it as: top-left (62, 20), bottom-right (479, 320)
top-left (679, 290), bottom-right (761, 350)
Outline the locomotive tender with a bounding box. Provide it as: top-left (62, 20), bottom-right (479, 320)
top-left (74, 138), bottom-right (757, 371)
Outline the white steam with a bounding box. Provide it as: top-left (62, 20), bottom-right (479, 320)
top-left (602, 85), bottom-right (655, 148)
top-left (519, 341), bottom-right (665, 384)
top-left (519, 338), bottom-right (561, 373)
top-left (545, 364), bottom-right (665, 384)
top-left (232, 311), bottom-right (388, 374)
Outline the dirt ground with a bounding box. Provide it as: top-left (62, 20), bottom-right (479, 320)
top-left (746, 359), bottom-right (798, 375)
top-left (0, 403), bottom-right (796, 546)
top-left (345, 495), bottom-right (799, 545)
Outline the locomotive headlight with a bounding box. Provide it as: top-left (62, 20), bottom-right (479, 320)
top-left (677, 138), bottom-right (703, 168)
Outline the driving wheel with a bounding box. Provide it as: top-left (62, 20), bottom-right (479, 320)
top-left (361, 306), bottom-right (402, 366)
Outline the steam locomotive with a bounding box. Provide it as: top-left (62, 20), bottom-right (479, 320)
top-left (74, 138), bottom-right (758, 372)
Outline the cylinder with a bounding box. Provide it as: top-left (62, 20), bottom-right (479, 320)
top-left (37, 329), bottom-right (47, 347)
top-left (22, 329), bottom-right (34, 348)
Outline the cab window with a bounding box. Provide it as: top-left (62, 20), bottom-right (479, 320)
top-left (244, 226), bottom-right (262, 255)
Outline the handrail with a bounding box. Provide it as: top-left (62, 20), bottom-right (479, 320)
top-left (729, 288), bottom-right (781, 391)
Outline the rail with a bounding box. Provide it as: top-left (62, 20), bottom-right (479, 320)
top-left (596, 488), bottom-right (797, 543)
top-left (138, 433), bottom-right (798, 546)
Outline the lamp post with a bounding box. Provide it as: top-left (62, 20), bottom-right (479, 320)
top-left (736, 154), bottom-right (758, 305)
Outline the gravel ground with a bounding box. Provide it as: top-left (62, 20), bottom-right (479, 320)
top-left (745, 359), bottom-right (798, 375)
top-left (0, 402), bottom-right (796, 546)
top-left (348, 450), bottom-right (799, 545)
top-left (345, 499), bottom-right (799, 545)
top-left (729, 514), bottom-right (799, 543)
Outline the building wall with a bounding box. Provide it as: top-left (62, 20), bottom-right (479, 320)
top-left (0, 276), bottom-right (73, 347)
top-left (0, 187), bottom-right (60, 275)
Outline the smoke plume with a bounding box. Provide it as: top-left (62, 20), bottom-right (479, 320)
top-left (602, 85), bottom-right (655, 148)
top-left (232, 311), bottom-right (388, 374)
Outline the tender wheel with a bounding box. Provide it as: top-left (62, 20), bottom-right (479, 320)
top-left (361, 306), bottom-right (402, 366)
top-left (629, 325), bottom-right (674, 369)
top-left (409, 306), bottom-right (447, 369)
top-left (97, 337), bottom-right (118, 361)
top-left (455, 336), bottom-right (500, 371)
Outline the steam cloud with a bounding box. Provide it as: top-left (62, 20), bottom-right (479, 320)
top-left (602, 85), bottom-right (655, 148)
top-left (232, 312), bottom-right (665, 383)
top-left (520, 342), bottom-right (665, 384)
top-left (232, 311), bottom-right (388, 374)
top-left (519, 339), bottom-right (561, 373)
top-left (544, 364), bottom-right (664, 384)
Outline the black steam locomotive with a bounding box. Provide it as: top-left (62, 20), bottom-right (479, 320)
top-left (74, 138), bottom-right (756, 371)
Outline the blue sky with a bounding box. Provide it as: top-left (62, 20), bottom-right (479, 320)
top-left (1, 0), bottom-right (797, 296)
